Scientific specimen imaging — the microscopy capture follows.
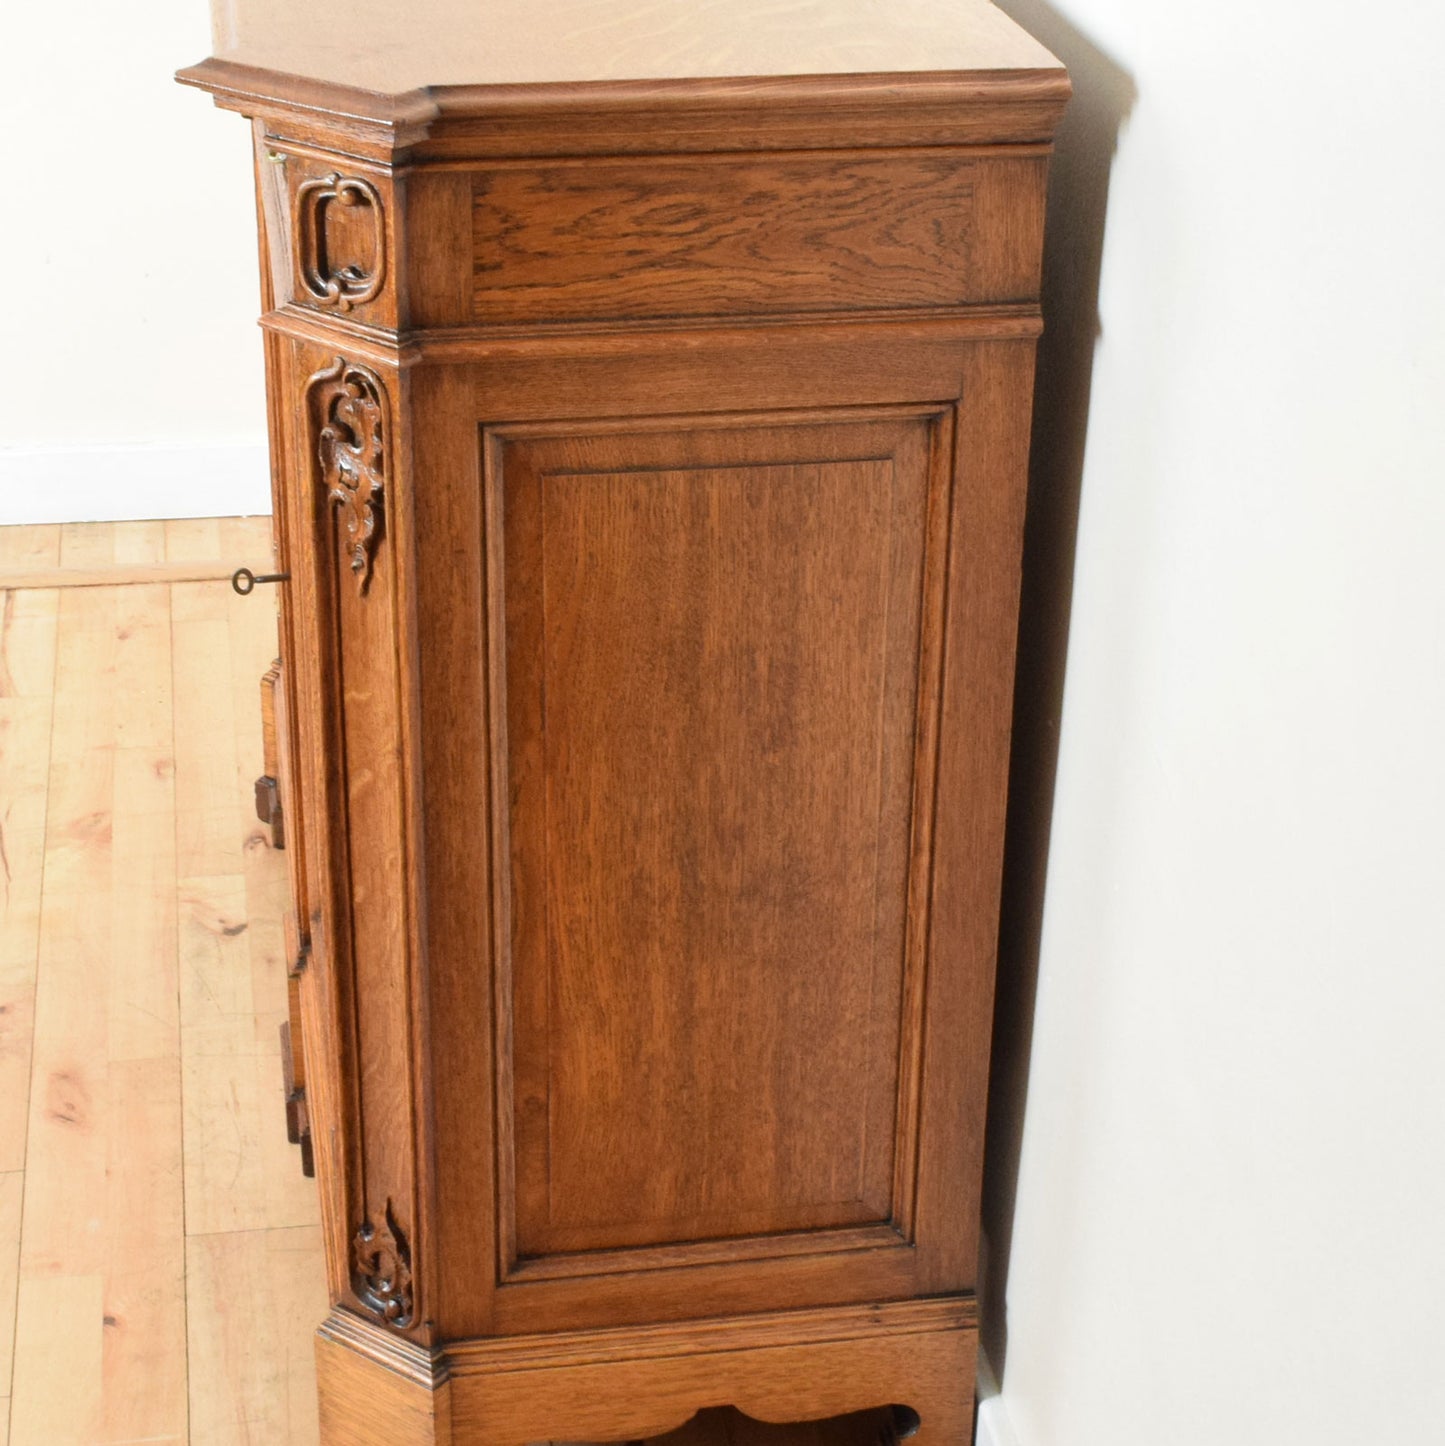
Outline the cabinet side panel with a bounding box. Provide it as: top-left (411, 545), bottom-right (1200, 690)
top-left (402, 332), bottom-right (1024, 1336)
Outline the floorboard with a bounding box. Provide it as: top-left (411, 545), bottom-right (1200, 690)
top-left (0, 516), bottom-right (898, 1446)
top-left (0, 518), bottom-right (322, 1446)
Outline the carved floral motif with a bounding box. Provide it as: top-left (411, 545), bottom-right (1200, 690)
top-left (352, 1198), bottom-right (414, 1329)
top-left (308, 358), bottom-right (387, 591)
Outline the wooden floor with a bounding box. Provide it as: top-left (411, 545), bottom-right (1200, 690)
top-left (0, 518), bottom-right (325, 1446)
top-left (0, 519), bottom-right (921, 1446)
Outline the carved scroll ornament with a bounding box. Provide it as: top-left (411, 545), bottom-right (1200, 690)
top-left (352, 1199), bottom-right (414, 1329)
top-left (293, 171), bottom-right (386, 311)
top-left (308, 357), bottom-right (387, 591)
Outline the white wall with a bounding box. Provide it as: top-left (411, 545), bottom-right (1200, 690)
top-left (0, 0), bottom-right (269, 522)
top-left (982, 2), bottom-right (1445, 1444)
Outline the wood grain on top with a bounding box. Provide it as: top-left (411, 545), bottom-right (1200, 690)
top-left (203, 0), bottom-right (1061, 93)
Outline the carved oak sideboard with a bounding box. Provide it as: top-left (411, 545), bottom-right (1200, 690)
top-left (179, 4), bottom-right (1068, 1442)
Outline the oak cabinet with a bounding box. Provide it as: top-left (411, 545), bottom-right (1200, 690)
top-left (180, 4), bottom-right (1067, 1441)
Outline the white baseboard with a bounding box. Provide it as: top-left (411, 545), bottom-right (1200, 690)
top-left (976, 1347), bottom-right (1026, 1446)
top-left (0, 442), bottom-right (271, 525)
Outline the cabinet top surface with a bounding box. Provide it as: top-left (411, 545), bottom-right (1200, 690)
top-left (198, 0), bottom-right (1061, 94)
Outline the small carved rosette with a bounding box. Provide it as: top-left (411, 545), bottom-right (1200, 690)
top-left (308, 357), bottom-right (387, 591)
top-left (352, 1199), bottom-right (414, 1329)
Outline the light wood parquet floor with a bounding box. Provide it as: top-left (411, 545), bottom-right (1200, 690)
top-left (0, 519), bottom-right (922, 1446)
top-left (0, 518), bottom-right (324, 1446)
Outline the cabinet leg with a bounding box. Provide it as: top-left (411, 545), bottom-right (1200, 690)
top-left (316, 1314), bottom-right (452, 1446)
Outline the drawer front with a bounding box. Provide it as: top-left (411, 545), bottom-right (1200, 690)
top-left (471, 149), bottom-right (1047, 325)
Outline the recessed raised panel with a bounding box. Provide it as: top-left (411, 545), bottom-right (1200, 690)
top-left (486, 408), bottom-right (951, 1269)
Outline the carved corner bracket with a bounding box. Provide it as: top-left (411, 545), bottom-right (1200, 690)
top-left (351, 1199), bottom-right (415, 1329)
top-left (307, 357), bottom-right (388, 591)
top-left (293, 171), bottom-right (386, 312)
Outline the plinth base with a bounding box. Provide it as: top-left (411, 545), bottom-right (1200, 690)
top-left (317, 1297), bottom-right (977, 1446)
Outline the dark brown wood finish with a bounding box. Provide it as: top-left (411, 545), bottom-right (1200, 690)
top-left (184, 6), bottom-right (1067, 1440)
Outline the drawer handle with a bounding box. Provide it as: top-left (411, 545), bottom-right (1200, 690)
top-left (231, 567), bottom-right (290, 595)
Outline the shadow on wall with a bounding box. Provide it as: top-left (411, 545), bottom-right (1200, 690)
top-left (980, 0), bottom-right (1136, 1382)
